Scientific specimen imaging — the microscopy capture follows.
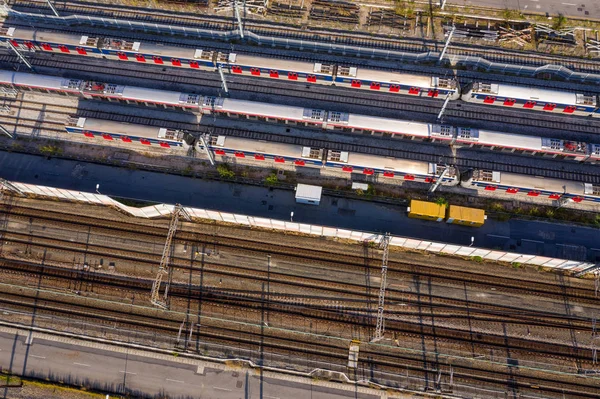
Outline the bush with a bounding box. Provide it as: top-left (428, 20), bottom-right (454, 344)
top-left (471, 256), bottom-right (483, 263)
top-left (39, 144), bottom-right (62, 156)
top-left (264, 173), bottom-right (278, 186)
top-left (217, 163), bottom-right (235, 179)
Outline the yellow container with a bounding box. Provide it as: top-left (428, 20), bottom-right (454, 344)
top-left (407, 200), bottom-right (446, 222)
top-left (446, 205), bottom-right (486, 227)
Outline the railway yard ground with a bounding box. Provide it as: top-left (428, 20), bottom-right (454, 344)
top-left (0, 0), bottom-right (600, 398)
top-left (0, 195), bottom-right (599, 399)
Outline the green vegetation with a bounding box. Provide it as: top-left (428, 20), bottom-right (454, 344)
top-left (435, 197), bottom-right (449, 207)
top-left (39, 144), bottom-right (62, 156)
top-left (394, 0), bottom-right (415, 18)
top-left (217, 163), bottom-right (235, 179)
top-left (553, 14), bottom-right (567, 30)
top-left (501, 8), bottom-right (522, 21)
top-left (471, 256), bottom-right (484, 263)
top-left (264, 173), bottom-right (279, 186)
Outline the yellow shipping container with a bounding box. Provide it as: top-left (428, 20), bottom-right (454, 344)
top-left (446, 205), bottom-right (486, 227)
top-left (407, 200), bottom-right (446, 222)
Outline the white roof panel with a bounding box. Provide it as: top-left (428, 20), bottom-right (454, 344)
top-left (345, 114), bottom-right (432, 138)
top-left (220, 99), bottom-right (307, 120)
top-left (353, 69), bottom-right (434, 88)
top-left (477, 130), bottom-right (543, 150)
top-left (296, 184), bottom-right (322, 201)
top-left (119, 86), bottom-right (183, 105)
top-left (494, 84), bottom-right (578, 105)
top-left (136, 41), bottom-right (197, 59)
top-left (0, 70), bottom-right (77, 91)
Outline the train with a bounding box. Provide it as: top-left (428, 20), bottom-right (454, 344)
top-left (65, 117), bottom-right (600, 204)
top-left (3, 26), bottom-right (600, 116)
top-left (2, 69), bottom-right (599, 163)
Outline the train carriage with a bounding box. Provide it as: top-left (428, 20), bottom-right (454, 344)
top-left (0, 27), bottom-right (101, 56)
top-left (335, 67), bottom-right (460, 99)
top-left (462, 82), bottom-right (598, 116)
top-left (99, 37), bottom-right (223, 70)
top-left (227, 54), bottom-right (334, 83)
top-left (471, 170), bottom-right (600, 203)
top-left (0, 69), bottom-right (83, 94)
top-left (200, 136), bottom-right (325, 166)
top-left (65, 117), bottom-right (187, 148)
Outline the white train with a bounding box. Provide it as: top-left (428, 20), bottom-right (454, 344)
top-left (64, 117), bottom-right (600, 203)
top-left (1, 69), bottom-right (598, 163)
top-left (2, 26), bottom-right (599, 116)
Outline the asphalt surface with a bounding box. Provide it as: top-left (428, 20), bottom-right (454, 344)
top-left (451, 0), bottom-right (600, 19)
top-left (0, 151), bottom-right (599, 262)
top-left (0, 332), bottom-right (376, 398)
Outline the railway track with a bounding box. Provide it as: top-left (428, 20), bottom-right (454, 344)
top-left (9, 0), bottom-right (600, 76)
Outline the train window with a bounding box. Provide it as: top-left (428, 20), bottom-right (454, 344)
top-left (24, 41), bottom-right (34, 49)
top-left (288, 72), bottom-right (298, 80)
top-left (503, 98), bottom-right (516, 106)
top-left (171, 59), bottom-right (181, 66)
top-left (428, 89), bottom-right (439, 98)
top-left (117, 52), bottom-right (128, 60)
top-left (58, 45), bottom-right (70, 53)
top-left (41, 43), bottom-right (52, 51)
top-left (389, 85), bottom-right (400, 92)
top-left (250, 68), bottom-right (261, 76)
top-left (189, 61), bottom-right (199, 68)
top-left (153, 56), bottom-right (163, 64)
top-left (543, 103), bottom-right (556, 111)
top-left (307, 75), bottom-right (317, 83)
top-left (76, 47), bottom-right (87, 55)
top-left (135, 54), bottom-right (145, 62)
top-left (523, 101), bottom-right (536, 108)
top-left (563, 105), bottom-right (576, 113)
top-left (269, 70), bottom-right (279, 78)
top-left (370, 82), bottom-right (381, 90)
top-left (483, 96), bottom-right (495, 104)
top-left (408, 87), bottom-right (420, 95)
top-left (351, 80), bottom-right (361, 88)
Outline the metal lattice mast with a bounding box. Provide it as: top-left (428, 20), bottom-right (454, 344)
top-left (7, 41), bottom-right (33, 71)
top-left (373, 233), bottom-right (390, 342)
top-left (151, 204), bottom-right (191, 308)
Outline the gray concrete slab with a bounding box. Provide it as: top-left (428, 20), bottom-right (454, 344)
top-left (0, 151), bottom-right (599, 262)
top-left (0, 331), bottom-right (378, 398)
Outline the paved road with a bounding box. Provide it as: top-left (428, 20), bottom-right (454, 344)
top-left (1, 151), bottom-right (599, 262)
top-left (0, 331), bottom-right (377, 398)
top-left (451, 0), bottom-right (600, 19)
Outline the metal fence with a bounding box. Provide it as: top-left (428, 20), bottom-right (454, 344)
top-left (1, 179), bottom-right (595, 273)
top-left (3, 6), bottom-right (600, 84)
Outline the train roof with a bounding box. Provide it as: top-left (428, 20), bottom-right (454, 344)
top-left (118, 85), bottom-right (192, 105)
top-left (131, 41), bottom-right (199, 60)
top-left (5, 27), bottom-right (93, 47)
top-left (496, 172), bottom-right (587, 194)
top-left (476, 129), bottom-right (543, 150)
top-left (0, 70), bottom-right (82, 91)
top-left (74, 117), bottom-right (167, 138)
top-left (217, 136), bottom-right (305, 157)
top-left (231, 54), bottom-right (332, 75)
top-left (353, 68), bottom-right (435, 88)
top-left (345, 152), bottom-right (432, 175)
top-left (477, 82), bottom-right (591, 106)
top-left (345, 114), bottom-right (432, 137)
top-left (218, 98), bottom-right (314, 121)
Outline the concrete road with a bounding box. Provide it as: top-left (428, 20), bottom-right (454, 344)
top-left (0, 331), bottom-right (377, 399)
top-left (449, 0), bottom-right (600, 19)
top-left (1, 151), bottom-right (599, 262)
